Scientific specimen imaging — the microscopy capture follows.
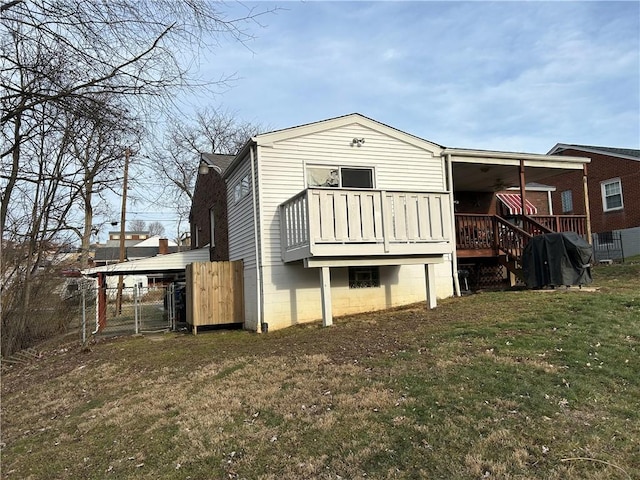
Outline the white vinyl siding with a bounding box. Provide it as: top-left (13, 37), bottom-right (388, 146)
top-left (257, 123), bottom-right (446, 268)
top-left (225, 118), bottom-right (453, 331)
top-left (226, 156), bottom-right (257, 269)
top-left (253, 122), bottom-right (452, 329)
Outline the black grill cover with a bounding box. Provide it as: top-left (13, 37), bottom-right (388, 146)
top-left (522, 232), bottom-right (593, 288)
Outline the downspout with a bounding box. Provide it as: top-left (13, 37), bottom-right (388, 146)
top-left (583, 164), bottom-right (592, 244)
top-left (250, 145), bottom-right (265, 332)
top-left (446, 153), bottom-right (461, 297)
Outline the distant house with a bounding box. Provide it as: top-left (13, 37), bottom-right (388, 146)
top-left (546, 144), bottom-right (640, 259)
top-left (190, 113), bottom-right (590, 332)
top-left (93, 232), bottom-right (179, 288)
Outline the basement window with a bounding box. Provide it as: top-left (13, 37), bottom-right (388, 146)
top-left (348, 266), bottom-right (380, 288)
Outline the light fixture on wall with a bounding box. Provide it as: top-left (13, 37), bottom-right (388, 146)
top-left (198, 160), bottom-right (210, 175)
top-left (351, 138), bottom-right (365, 147)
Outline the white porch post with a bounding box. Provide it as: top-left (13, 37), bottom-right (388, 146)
top-left (425, 263), bottom-right (437, 309)
top-left (319, 267), bottom-right (333, 326)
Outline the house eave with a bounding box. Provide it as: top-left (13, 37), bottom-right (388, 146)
top-left (444, 147), bottom-right (589, 169)
top-left (547, 143), bottom-right (640, 162)
top-left (223, 138), bottom-right (257, 179)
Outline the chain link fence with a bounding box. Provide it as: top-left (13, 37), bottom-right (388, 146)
top-left (68, 283), bottom-right (178, 345)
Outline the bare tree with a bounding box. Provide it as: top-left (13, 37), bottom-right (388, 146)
top-left (2, 0), bottom-right (274, 230)
top-left (66, 96), bottom-right (143, 268)
top-left (128, 219), bottom-right (147, 232)
top-left (1, 0), bottom-right (273, 124)
top-left (1, 95), bottom-right (84, 354)
top-left (148, 221), bottom-right (166, 237)
top-left (0, 0), bottom-right (274, 355)
top-left (152, 106), bottom-right (267, 228)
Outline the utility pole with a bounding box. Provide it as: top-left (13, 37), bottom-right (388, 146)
top-left (115, 147), bottom-right (130, 315)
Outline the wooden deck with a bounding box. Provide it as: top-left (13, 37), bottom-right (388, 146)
top-left (280, 188), bottom-right (454, 263)
top-left (455, 213), bottom-right (588, 259)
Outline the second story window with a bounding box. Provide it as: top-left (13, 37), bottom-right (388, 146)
top-left (306, 166), bottom-right (374, 189)
top-left (601, 178), bottom-right (623, 212)
top-left (234, 174), bottom-right (251, 204)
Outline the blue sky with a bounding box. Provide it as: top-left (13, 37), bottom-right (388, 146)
top-left (190, 0), bottom-right (639, 153)
top-left (123, 1), bottom-right (639, 240)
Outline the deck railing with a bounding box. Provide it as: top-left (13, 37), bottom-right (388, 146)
top-left (280, 188), bottom-right (452, 262)
top-left (530, 215), bottom-right (587, 237)
top-left (520, 216), bottom-right (554, 237)
top-left (455, 214), bottom-right (495, 250)
top-left (495, 216), bottom-right (531, 263)
top-left (456, 214), bottom-right (587, 249)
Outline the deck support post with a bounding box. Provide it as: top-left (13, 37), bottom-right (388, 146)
top-left (583, 164), bottom-right (592, 244)
top-left (425, 263), bottom-right (437, 309)
top-left (319, 267), bottom-right (333, 326)
top-left (519, 158), bottom-right (527, 215)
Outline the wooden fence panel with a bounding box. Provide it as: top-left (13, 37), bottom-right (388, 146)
top-left (186, 261), bottom-right (244, 334)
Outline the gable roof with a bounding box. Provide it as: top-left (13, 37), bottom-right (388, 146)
top-left (134, 235), bottom-right (178, 247)
top-left (548, 144), bottom-right (640, 162)
top-left (255, 113), bottom-right (444, 149)
top-left (225, 113), bottom-right (444, 177)
top-left (201, 153), bottom-right (236, 174)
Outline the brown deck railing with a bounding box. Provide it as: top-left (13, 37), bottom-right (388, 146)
top-left (456, 213), bottom-right (588, 253)
top-left (495, 216), bottom-right (532, 263)
top-left (455, 214), bottom-right (495, 250)
top-left (530, 215), bottom-right (587, 237)
top-left (521, 215), bottom-right (554, 237)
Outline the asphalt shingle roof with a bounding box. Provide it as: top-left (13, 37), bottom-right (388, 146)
top-left (555, 144), bottom-right (640, 160)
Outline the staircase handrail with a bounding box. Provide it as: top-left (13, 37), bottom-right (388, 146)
top-left (521, 215), bottom-right (554, 236)
top-left (495, 216), bottom-right (532, 263)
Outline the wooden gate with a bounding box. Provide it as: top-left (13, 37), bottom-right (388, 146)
top-left (186, 261), bottom-right (244, 334)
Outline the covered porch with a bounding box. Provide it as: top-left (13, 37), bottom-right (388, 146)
top-left (447, 148), bottom-right (591, 289)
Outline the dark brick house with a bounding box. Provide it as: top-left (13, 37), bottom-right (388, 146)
top-left (189, 153), bottom-right (234, 261)
top-left (546, 144), bottom-right (640, 258)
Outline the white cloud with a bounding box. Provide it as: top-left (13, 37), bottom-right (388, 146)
top-left (187, 1), bottom-right (639, 151)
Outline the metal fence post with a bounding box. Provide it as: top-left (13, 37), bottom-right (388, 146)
top-left (81, 283), bottom-right (87, 346)
top-left (134, 284), bottom-right (139, 334)
top-left (168, 284), bottom-right (175, 331)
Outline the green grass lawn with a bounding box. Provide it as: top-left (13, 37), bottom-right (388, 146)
top-left (2, 264), bottom-right (639, 479)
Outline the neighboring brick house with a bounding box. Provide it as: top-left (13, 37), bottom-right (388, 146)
top-left (546, 144), bottom-right (640, 259)
top-left (189, 153), bottom-right (234, 261)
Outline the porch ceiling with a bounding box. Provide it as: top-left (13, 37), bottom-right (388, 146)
top-left (452, 162), bottom-right (579, 192)
top-left (447, 148), bottom-right (589, 193)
